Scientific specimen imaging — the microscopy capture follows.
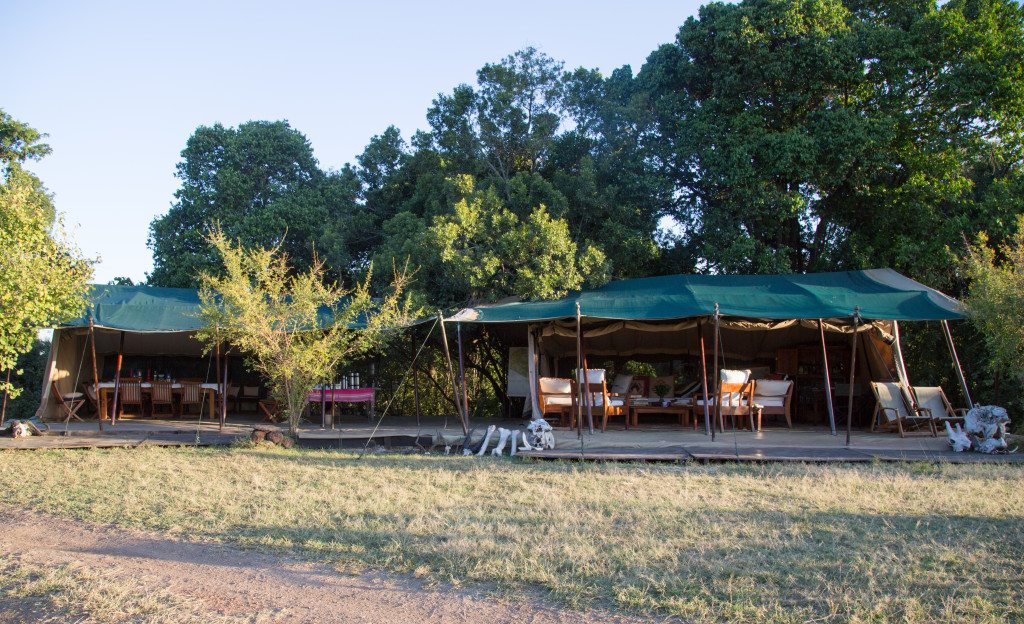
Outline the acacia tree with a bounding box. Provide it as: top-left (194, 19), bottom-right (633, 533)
top-left (0, 110), bottom-right (92, 400)
top-left (197, 228), bottom-right (415, 434)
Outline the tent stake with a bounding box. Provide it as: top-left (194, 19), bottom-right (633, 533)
top-left (410, 331), bottom-right (422, 427)
top-left (819, 319), bottom-right (837, 436)
top-left (845, 308), bottom-right (860, 446)
top-left (698, 320), bottom-right (711, 435)
top-left (941, 320), bottom-right (973, 407)
top-left (110, 331), bottom-right (125, 425)
top-left (437, 311), bottom-right (468, 435)
top-left (711, 304), bottom-right (720, 440)
top-left (89, 319), bottom-right (102, 432)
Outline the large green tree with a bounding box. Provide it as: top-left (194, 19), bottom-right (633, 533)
top-left (640, 0), bottom-right (1024, 283)
top-left (0, 110), bottom-right (92, 399)
top-left (148, 120), bottom-right (360, 287)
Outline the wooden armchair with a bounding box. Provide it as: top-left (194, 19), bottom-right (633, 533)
top-left (118, 379), bottom-right (145, 418)
top-left (537, 377), bottom-right (574, 427)
top-left (691, 369), bottom-right (754, 431)
top-left (574, 369), bottom-right (630, 432)
top-left (236, 385), bottom-right (261, 414)
top-left (752, 379), bottom-right (794, 430)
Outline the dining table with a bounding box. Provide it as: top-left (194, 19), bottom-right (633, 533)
top-left (306, 387), bottom-right (376, 427)
top-left (96, 382), bottom-right (220, 419)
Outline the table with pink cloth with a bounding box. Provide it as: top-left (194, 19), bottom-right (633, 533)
top-left (306, 388), bottom-right (376, 425)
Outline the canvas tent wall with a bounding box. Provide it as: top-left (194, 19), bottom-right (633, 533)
top-left (447, 269), bottom-right (967, 421)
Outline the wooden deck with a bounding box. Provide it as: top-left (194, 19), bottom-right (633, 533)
top-left (2, 416), bottom-right (1021, 463)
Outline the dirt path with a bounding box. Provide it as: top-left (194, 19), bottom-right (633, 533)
top-left (0, 508), bottom-right (652, 623)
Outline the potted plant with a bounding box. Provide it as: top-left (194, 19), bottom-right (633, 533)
top-left (654, 382), bottom-right (672, 407)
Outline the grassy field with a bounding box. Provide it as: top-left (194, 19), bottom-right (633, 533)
top-left (0, 445), bottom-right (1021, 623)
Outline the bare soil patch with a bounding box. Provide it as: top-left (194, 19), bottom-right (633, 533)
top-left (0, 507), bottom-right (649, 623)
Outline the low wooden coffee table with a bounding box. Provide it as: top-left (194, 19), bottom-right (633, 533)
top-left (630, 403), bottom-right (695, 429)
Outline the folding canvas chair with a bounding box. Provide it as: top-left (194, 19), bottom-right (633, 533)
top-left (912, 386), bottom-right (967, 425)
top-left (537, 377), bottom-right (574, 426)
top-left (50, 381), bottom-right (85, 424)
top-left (869, 381), bottom-right (936, 437)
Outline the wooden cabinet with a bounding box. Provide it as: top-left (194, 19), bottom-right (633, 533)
top-left (776, 345), bottom-right (851, 423)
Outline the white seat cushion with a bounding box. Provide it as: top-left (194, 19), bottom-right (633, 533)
top-left (755, 380), bottom-right (791, 397)
top-left (577, 369), bottom-right (606, 384)
top-left (63, 392), bottom-right (84, 400)
top-left (539, 378), bottom-right (572, 394)
top-left (720, 369), bottom-right (751, 384)
top-left (544, 395), bottom-right (573, 406)
top-left (609, 374), bottom-right (632, 395)
top-left (753, 396), bottom-right (786, 408)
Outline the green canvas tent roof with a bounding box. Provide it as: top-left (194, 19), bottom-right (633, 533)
top-left (61, 284), bottom-right (387, 333)
top-left (452, 269), bottom-right (964, 323)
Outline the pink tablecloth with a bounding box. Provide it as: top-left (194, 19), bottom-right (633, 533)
top-left (306, 388), bottom-right (375, 404)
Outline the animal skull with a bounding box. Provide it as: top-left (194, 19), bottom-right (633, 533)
top-left (944, 421), bottom-right (971, 452)
top-left (526, 419), bottom-right (555, 450)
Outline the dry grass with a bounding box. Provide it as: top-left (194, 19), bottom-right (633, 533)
top-left (0, 557), bottom-right (222, 623)
top-left (0, 445), bottom-right (1022, 623)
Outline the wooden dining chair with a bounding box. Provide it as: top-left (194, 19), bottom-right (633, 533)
top-left (50, 381), bottom-right (85, 424)
top-left (177, 382), bottom-right (205, 417)
top-left (118, 379), bottom-right (145, 418)
top-left (149, 381), bottom-right (175, 417)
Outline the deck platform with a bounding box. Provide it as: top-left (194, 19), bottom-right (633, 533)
top-left (2, 415), bottom-right (1020, 463)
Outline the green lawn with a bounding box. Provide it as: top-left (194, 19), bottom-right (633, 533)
top-left (0, 445), bottom-right (1021, 623)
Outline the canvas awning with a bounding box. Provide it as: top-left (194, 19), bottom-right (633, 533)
top-left (450, 269), bottom-right (964, 323)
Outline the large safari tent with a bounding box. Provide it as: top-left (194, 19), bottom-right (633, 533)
top-left (38, 270), bottom-right (972, 440)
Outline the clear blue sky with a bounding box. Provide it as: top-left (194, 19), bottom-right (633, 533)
top-left (4, 0), bottom-right (703, 283)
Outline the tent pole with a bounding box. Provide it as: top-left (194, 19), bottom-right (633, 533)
top-left (698, 320), bottom-right (711, 435)
top-left (575, 302), bottom-right (583, 438)
top-left (711, 304), bottom-right (720, 440)
top-left (819, 319), bottom-right (837, 436)
top-left (410, 331), bottom-right (422, 427)
top-left (320, 374), bottom-right (327, 429)
top-left (941, 320), bottom-right (973, 407)
top-left (581, 327), bottom-right (594, 435)
top-left (892, 320), bottom-right (918, 411)
top-left (110, 331), bottom-right (125, 425)
top-left (845, 308), bottom-right (860, 446)
top-left (220, 352), bottom-right (228, 431)
top-left (457, 323), bottom-right (470, 421)
top-left (0, 368), bottom-right (9, 427)
top-left (215, 341), bottom-right (221, 412)
top-left (89, 319), bottom-right (102, 432)
top-left (437, 311), bottom-right (468, 435)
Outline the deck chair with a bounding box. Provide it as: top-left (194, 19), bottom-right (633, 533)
top-left (149, 381), bottom-right (175, 417)
top-left (50, 381), bottom-right (85, 424)
top-left (537, 377), bottom-right (574, 426)
top-left (869, 382), bottom-right (936, 437)
top-left (235, 385), bottom-right (261, 414)
top-left (692, 369), bottom-right (754, 431)
top-left (573, 369), bottom-right (630, 431)
top-left (912, 386), bottom-right (967, 425)
top-left (177, 382), bottom-right (205, 417)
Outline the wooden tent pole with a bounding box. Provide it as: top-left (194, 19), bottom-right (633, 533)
top-left (698, 320), bottom-right (711, 435)
top-left (215, 341), bottom-right (221, 409)
top-left (711, 304), bottom-right (720, 440)
top-left (320, 373), bottom-right (327, 429)
top-left (410, 331), bottom-right (422, 427)
top-left (819, 319), bottom-right (837, 436)
top-left (220, 352), bottom-right (228, 431)
top-left (89, 319), bottom-right (102, 432)
top-left (581, 324), bottom-right (594, 435)
top-left (845, 308), bottom-right (860, 446)
top-left (110, 331), bottom-right (125, 425)
top-left (575, 302), bottom-right (583, 438)
top-left (437, 311), bottom-right (468, 435)
top-left (456, 323), bottom-right (470, 422)
top-left (0, 368), bottom-right (9, 427)
top-left (941, 320), bottom-right (973, 407)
